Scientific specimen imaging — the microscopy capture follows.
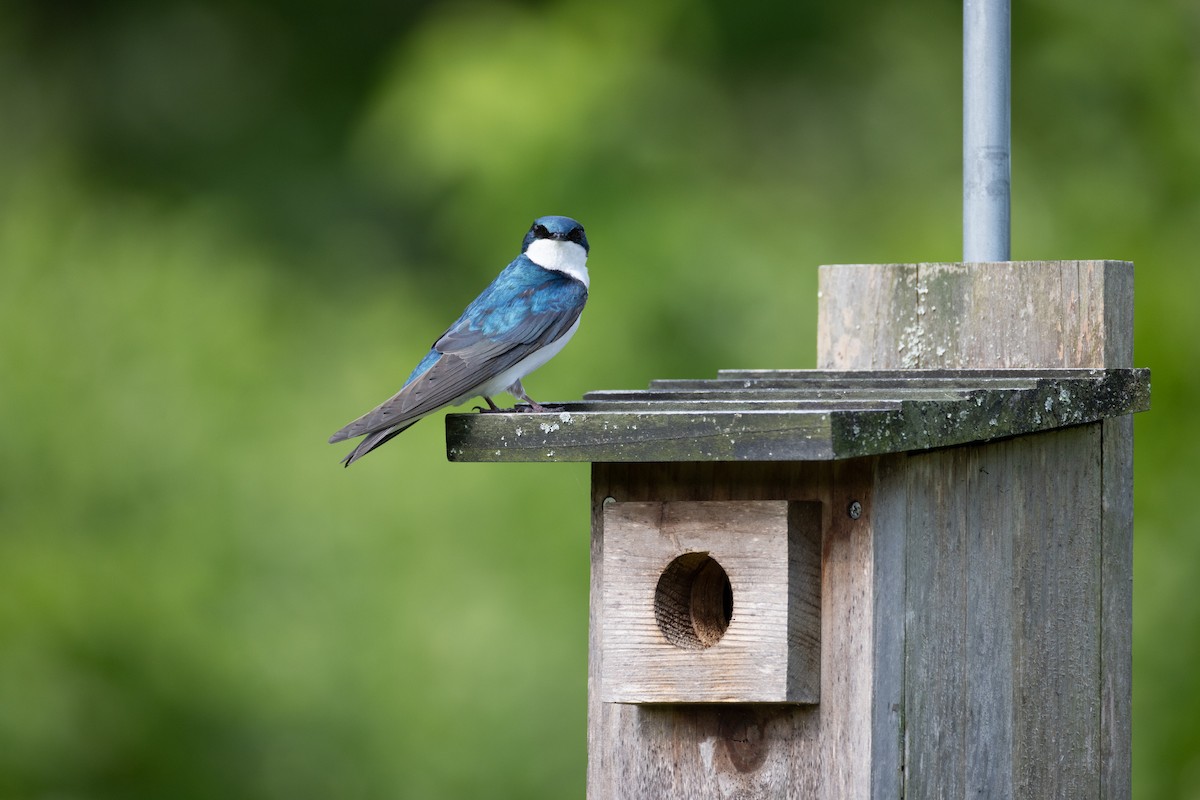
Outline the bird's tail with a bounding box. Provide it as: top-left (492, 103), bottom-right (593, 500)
top-left (340, 420), bottom-right (419, 467)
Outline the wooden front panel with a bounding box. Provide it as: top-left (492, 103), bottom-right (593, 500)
top-left (600, 500), bottom-right (821, 704)
top-left (588, 461), bottom-right (877, 799)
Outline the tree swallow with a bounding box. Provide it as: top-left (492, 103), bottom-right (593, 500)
top-left (329, 215), bottom-right (590, 466)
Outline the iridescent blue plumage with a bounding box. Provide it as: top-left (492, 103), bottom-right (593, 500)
top-left (330, 216), bottom-right (590, 466)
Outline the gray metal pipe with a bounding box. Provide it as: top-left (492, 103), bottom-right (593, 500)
top-left (963, 0), bottom-right (1011, 261)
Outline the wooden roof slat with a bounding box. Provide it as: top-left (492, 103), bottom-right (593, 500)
top-left (446, 369), bottom-right (1150, 463)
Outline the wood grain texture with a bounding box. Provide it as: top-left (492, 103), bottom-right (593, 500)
top-left (572, 260), bottom-right (1135, 798)
top-left (449, 408), bottom-right (838, 462)
top-left (817, 260), bottom-right (1133, 370)
top-left (902, 427), bottom-right (1103, 797)
top-left (588, 461), bottom-right (875, 799)
top-left (868, 455), bottom-right (907, 800)
top-left (902, 445), bottom-right (972, 800)
top-left (787, 502), bottom-right (823, 706)
top-left (446, 370), bottom-right (1148, 463)
top-left (817, 262), bottom-right (919, 370)
top-left (819, 260), bottom-right (1134, 799)
top-left (599, 500), bottom-right (820, 703)
top-left (1101, 414), bottom-right (1134, 800)
top-left (1012, 425), bottom-right (1103, 796)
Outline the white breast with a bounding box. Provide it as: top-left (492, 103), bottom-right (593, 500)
top-left (525, 239), bottom-right (590, 288)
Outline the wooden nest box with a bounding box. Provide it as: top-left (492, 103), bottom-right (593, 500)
top-left (447, 261), bottom-right (1149, 799)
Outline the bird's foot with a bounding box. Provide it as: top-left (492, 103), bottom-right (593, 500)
top-left (474, 396), bottom-right (503, 413)
top-left (504, 379), bottom-right (550, 413)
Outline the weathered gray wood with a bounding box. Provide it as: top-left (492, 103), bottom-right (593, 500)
top-left (599, 500), bottom-right (820, 703)
top-left (588, 461), bottom-right (875, 799)
top-left (817, 260), bottom-right (1133, 370)
top-left (869, 454), bottom-right (907, 800)
top-left (1014, 425), bottom-right (1103, 796)
top-left (820, 260), bottom-right (1134, 799)
top-left (902, 427), bottom-right (1103, 797)
top-left (579, 397), bottom-right (911, 407)
top-left (787, 502), bottom-right (823, 707)
top-left (719, 368), bottom-right (1113, 380)
top-left (446, 370), bottom-right (1148, 463)
top-left (902, 445), bottom-right (972, 799)
top-left (584, 444), bottom-right (1116, 799)
top-left (1102, 260), bottom-right (1135, 800)
top-left (449, 409), bottom-right (840, 462)
top-left (818, 261), bottom-right (920, 369)
top-left (962, 442), bottom-right (1015, 800)
top-left (1101, 414), bottom-right (1133, 800)
top-left (648, 378), bottom-right (1035, 391)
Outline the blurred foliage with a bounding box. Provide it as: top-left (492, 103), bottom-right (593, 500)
top-left (1, 0), bottom-right (1198, 796)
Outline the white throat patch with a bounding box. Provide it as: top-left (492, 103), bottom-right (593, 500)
top-left (525, 239), bottom-right (589, 288)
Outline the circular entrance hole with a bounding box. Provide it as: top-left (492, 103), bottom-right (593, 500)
top-left (654, 552), bottom-right (734, 649)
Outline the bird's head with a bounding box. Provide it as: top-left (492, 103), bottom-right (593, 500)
top-left (521, 215), bottom-right (590, 286)
top-left (522, 215), bottom-right (589, 255)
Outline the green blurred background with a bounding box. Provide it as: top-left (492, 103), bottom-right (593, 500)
top-left (1, 0), bottom-right (1197, 796)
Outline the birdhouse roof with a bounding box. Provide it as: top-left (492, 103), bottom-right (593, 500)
top-left (446, 369), bottom-right (1149, 463)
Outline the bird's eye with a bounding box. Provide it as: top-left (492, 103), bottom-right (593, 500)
top-left (567, 228), bottom-right (585, 244)
top-left (532, 224), bottom-right (550, 238)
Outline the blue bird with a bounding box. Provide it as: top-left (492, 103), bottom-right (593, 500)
top-left (329, 215), bottom-right (590, 466)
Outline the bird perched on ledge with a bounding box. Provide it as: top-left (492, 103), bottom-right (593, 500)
top-left (329, 215), bottom-right (590, 466)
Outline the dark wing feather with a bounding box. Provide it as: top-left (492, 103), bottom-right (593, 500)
top-left (329, 263), bottom-right (586, 444)
top-left (339, 419), bottom-right (420, 466)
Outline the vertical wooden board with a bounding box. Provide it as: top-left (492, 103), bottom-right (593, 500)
top-left (1101, 415), bottom-right (1133, 800)
top-left (1096, 263), bottom-right (1133, 800)
top-left (821, 457), bottom-right (877, 798)
top-left (962, 442), bottom-right (1016, 800)
top-left (588, 461), bottom-right (876, 799)
top-left (788, 501), bottom-right (824, 703)
top-left (817, 260), bottom-right (1133, 370)
top-left (902, 447), bottom-right (969, 799)
top-left (903, 428), bottom-right (1104, 798)
top-left (1012, 425), bottom-right (1103, 797)
top-left (945, 259), bottom-right (1124, 368)
top-left (587, 465), bottom-right (607, 797)
top-left (869, 454), bottom-right (907, 800)
top-left (1102, 262), bottom-right (1135, 368)
top-left (922, 260), bottom-right (1123, 368)
top-left (817, 264), bottom-right (919, 370)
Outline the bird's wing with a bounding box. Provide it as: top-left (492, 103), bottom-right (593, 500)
top-left (328, 266), bottom-right (586, 443)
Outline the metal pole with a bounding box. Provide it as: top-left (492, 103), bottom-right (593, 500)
top-left (963, 0), bottom-right (1011, 261)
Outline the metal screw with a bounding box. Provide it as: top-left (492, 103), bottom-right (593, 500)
top-left (848, 501), bottom-right (863, 520)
